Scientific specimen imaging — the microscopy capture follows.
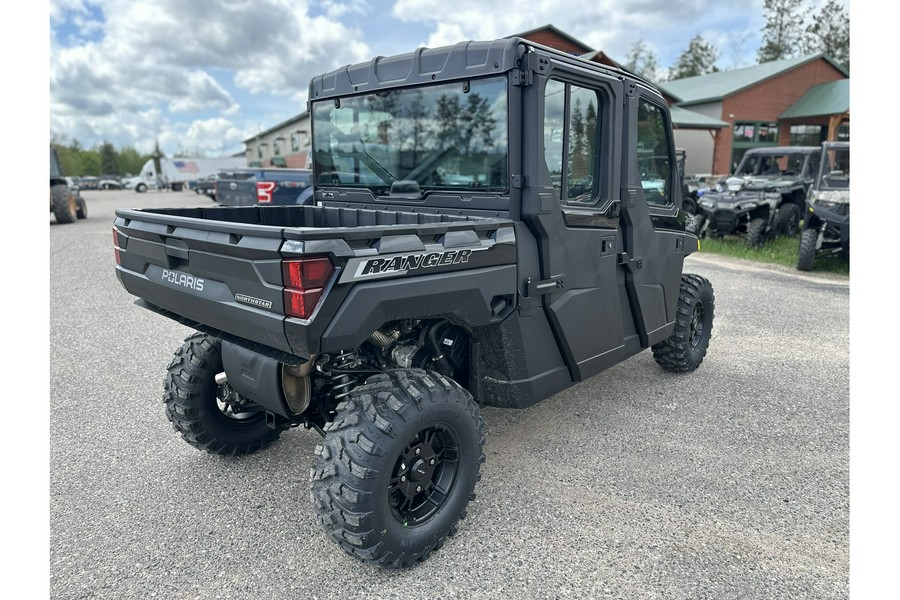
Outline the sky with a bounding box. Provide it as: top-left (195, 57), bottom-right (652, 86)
top-left (48, 0), bottom-right (844, 160)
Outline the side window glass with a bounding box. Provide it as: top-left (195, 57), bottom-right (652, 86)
top-left (543, 79), bottom-right (602, 204)
top-left (637, 98), bottom-right (672, 206)
top-left (565, 85), bottom-right (599, 203)
top-left (543, 80), bottom-right (566, 200)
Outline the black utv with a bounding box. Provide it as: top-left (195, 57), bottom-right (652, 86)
top-left (113, 37), bottom-right (715, 569)
top-left (696, 146), bottom-right (821, 247)
top-left (797, 141), bottom-right (849, 270)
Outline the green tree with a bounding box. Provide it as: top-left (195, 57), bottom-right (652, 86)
top-left (757, 0), bottom-right (810, 63)
top-left (669, 35), bottom-right (721, 80)
top-left (99, 141), bottom-right (119, 175)
top-left (119, 147), bottom-right (149, 176)
top-left (53, 141), bottom-right (83, 177)
top-left (624, 40), bottom-right (660, 81)
top-left (803, 0), bottom-right (849, 70)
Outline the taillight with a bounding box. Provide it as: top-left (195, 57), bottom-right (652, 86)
top-left (112, 227), bottom-right (121, 265)
top-left (257, 181), bottom-right (276, 203)
top-left (282, 257), bottom-right (334, 319)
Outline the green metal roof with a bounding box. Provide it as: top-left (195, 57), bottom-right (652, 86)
top-left (780, 79), bottom-right (849, 119)
top-left (659, 54), bottom-right (848, 105)
top-left (669, 105), bottom-right (728, 129)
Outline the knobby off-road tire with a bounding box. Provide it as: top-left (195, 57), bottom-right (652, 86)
top-left (76, 194), bottom-right (88, 219)
top-left (163, 332), bottom-right (280, 456)
top-left (652, 274), bottom-right (715, 372)
top-left (776, 203), bottom-right (801, 237)
top-left (745, 217), bottom-right (767, 248)
top-left (310, 369), bottom-right (486, 569)
top-left (797, 228), bottom-right (817, 271)
top-left (51, 184), bottom-right (77, 224)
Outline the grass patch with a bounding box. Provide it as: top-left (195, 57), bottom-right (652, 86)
top-left (699, 233), bottom-right (849, 275)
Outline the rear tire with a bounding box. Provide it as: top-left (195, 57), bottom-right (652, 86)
top-left (51, 184), bottom-right (77, 224)
top-left (310, 369), bottom-right (485, 568)
top-left (652, 274), bottom-right (714, 372)
top-left (163, 332), bottom-right (280, 455)
top-left (797, 228), bottom-right (817, 271)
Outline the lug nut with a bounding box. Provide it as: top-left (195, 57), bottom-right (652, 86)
top-left (429, 459), bottom-right (435, 465)
top-left (416, 486), bottom-right (422, 492)
top-left (401, 475), bottom-right (406, 482)
top-left (400, 462), bottom-right (406, 470)
top-left (415, 448), bottom-right (421, 455)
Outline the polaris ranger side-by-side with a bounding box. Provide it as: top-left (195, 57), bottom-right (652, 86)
top-left (797, 141), bottom-right (849, 270)
top-left (113, 38), bottom-right (715, 569)
top-left (696, 146), bottom-right (821, 247)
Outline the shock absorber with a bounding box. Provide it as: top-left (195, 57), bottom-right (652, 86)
top-left (330, 350), bottom-right (361, 401)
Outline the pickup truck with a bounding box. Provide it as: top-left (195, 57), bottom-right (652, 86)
top-left (215, 167), bottom-right (313, 206)
top-left (114, 37), bottom-right (714, 569)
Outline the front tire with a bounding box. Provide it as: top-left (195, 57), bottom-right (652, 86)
top-left (136, 183), bottom-right (147, 193)
top-left (310, 369), bottom-right (485, 569)
top-left (76, 194), bottom-right (88, 219)
top-left (652, 274), bottom-right (714, 372)
top-left (797, 228), bottom-right (817, 271)
top-left (776, 203), bottom-right (801, 236)
top-left (163, 332), bottom-right (280, 455)
top-left (745, 217), bottom-right (767, 248)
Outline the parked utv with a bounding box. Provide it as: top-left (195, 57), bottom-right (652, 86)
top-left (797, 141), bottom-right (849, 270)
top-left (696, 146), bottom-right (820, 247)
top-left (113, 38), bottom-right (715, 569)
top-left (50, 146), bottom-right (87, 224)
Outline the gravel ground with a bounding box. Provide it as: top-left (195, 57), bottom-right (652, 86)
top-left (48, 190), bottom-right (849, 599)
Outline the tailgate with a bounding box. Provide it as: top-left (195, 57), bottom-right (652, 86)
top-left (113, 212), bottom-right (294, 354)
top-left (216, 172), bottom-right (257, 206)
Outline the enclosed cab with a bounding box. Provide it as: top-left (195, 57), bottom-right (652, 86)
top-left (114, 38), bottom-right (715, 569)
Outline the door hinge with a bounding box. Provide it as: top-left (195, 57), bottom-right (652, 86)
top-left (511, 68), bottom-right (533, 86)
top-left (511, 174), bottom-right (526, 188)
top-left (618, 252), bottom-right (644, 272)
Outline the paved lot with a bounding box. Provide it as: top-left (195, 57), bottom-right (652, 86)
top-left (49, 190), bottom-right (849, 599)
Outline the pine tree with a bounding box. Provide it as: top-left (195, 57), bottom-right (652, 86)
top-left (757, 0), bottom-right (810, 63)
top-left (625, 40), bottom-right (660, 81)
top-left (669, 35), bottom-right (721, 80)
top-left (803, 0), bottom-right (849, 70)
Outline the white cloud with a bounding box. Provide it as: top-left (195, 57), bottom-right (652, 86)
top-left (50, 0), bottom-right (372, 156)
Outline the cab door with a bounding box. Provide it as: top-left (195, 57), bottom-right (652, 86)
top-left (521, 68), bottom-right (630, 382)
top-left (617, 87), bottom-right (688, 347)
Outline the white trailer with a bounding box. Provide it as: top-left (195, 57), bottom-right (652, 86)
top-left (127, 157), bottom-right (246, 192)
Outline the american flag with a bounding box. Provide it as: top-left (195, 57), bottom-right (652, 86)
top-left (173, 160), bottom-right (199, 173)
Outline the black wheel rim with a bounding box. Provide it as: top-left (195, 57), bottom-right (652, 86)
top-left (388, 425), bottom-right (460, 526)
top-left (689, 300), bottom-right (706, 348)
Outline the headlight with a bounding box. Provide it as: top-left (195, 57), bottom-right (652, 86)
top-left (810, 190), bottom-right (849, 207)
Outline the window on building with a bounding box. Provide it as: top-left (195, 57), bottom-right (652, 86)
top-left (258, 142), bottom-right (268, 159)
top-left (734, 122), bottom-right (756, 142)
top-left (758, 122), bottom-right (778, 143)
top-left (274, 138), bottom-right (284, 156)
top-left (291, 132), bottom-right (300, 152)
top-left (789, 125), bottom-right (825, 146)
top-left (637, 98), bottom-right (673, 206)
top-left (543, 79), bottom-right (601, 204)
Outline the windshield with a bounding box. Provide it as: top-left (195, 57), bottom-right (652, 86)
top-left (735, 152), bottom-right (808, 177)
top-left (311, 76), bottom-right (508, 195)
top-left (818, 146), bottom-right (849, 190)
